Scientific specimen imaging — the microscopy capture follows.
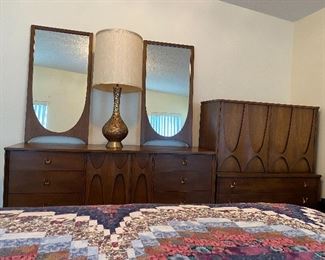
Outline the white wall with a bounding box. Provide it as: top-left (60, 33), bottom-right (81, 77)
top-left (0, 0), bottom-right (294, 206)
top-left (291, 9), bottom-right (325, 196)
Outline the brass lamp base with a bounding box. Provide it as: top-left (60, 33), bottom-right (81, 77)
top-left (106, 141), bottom-right (123, 149)
top-left (102, 85), bottom-right (128, 149)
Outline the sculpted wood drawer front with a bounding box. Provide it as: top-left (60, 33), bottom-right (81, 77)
top-left (218, 178), bottom-right (318, 194)
top-left (6, 150), bottom-right (86, 207)
top-left (153, 154), bottom-right (215, 203)
top-left (154, 154), bottom-right (211, 173)
top-left (9, 151), bottom-right (85, 171)
top-left (216, 174), bottom-right (321, 207)
top-left (4, 144), bottom-right (217, 206)
top-left (9, 171), bottom-right (84, 193)
top-left (154, 171), bottom-right (210, 192)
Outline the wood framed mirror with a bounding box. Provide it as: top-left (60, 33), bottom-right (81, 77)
top-left (24, 25), bottom-right (93, 143)
top-left (141, 41), bottom-right (194, 147)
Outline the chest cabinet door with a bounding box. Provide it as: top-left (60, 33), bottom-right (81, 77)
top-left (86, 153), bottom-right (131, 205)
top-left (131, 153), bottom-right (152, 203)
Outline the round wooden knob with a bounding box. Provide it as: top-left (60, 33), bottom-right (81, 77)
top-left (44, 158), bottom-right (52, 165)
top-left (230, 181), bottom-right (236, 189)
top-left (303, 182), bottom-right (308, 188)
top-left (180, 177), bottom-right (186, 184)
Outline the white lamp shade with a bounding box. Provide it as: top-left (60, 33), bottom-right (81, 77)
top-left (92, 29), bottom-right (143, 92)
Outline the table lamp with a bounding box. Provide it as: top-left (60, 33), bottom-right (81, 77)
top-left (92, 29), bottom-right (143, 149)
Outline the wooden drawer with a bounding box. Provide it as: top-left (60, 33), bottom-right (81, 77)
top-left (153, 154), bottom-right (212, 173)
top-left (9, 151), bottom-right (85, 171)
top-left (217, 177), bottom-right (318, 194)
top-left (217, 191), bottom-right (318, 207)
top-left (8, 193), bottom-right (84, 207)
top-left (153, 191), bottom-right (212, 204)
top-left (9, 171), bottom-right (85, 193)
top-left (154, 171), bottom-right (211, 192)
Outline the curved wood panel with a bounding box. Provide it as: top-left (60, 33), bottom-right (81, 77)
top-left (272, 157), bottom-right (289, 172)
top-left (88, 175), bottom-right (104, 205)
top-left (24, 25), bottom-right (93, 143)
top-left (134, 154), bottom-right (150, 169)
top-left (133, 174), bottom-right (148, 203)
top-left (112, 174), bottom-right (126, 204)
top-left (291, 108), bottom-right (314, 155)
top-left (113, 154), bottom-right (129, 169)
top-left (244, 156), bottom-right (265, 172)
top-left (247, 105), bottom-right (269, 153)
top-left (222, 103), bottom-right (245, 152)
top-left (269, 106), bottom-right (292, 154)
top-left (292, 158), bottom-right (311, 172)
top-left (141, 41), bottom-right (194, 147)
top-left (219, 155), bottom-right (241, 172)
top-left (88, 153), bottom-right (105, 169)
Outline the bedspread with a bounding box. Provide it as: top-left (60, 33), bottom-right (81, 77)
top-left (0, 203), bottom-right (324, 259)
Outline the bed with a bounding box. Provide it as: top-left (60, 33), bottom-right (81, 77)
top-left (0, 203), bottom-right (324, 259)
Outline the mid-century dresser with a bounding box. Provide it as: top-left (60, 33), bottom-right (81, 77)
top-left (200, 99), bottom-right (321, 207)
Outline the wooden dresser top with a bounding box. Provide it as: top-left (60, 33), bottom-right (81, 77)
top-left (5, 143), bottom-right (216, 155)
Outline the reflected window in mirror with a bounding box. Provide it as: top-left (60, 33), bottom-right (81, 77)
top-left (33, 101), bottom-right (48, 127)
top-left (141, 41), bottom-right (194, 147)
top-left (148, 112), bottom-right (182, 137)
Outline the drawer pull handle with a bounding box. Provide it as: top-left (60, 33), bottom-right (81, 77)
top-left (302, 197), bottom-right (309, 204)
top-left (230, 181), bottom-right (236, 189)
top-left (180, 177), bottom-right (186, 184)
top-left (181, 159), bottom-right (187, 166)
top-left (44, 159), bottom-right (52, 165)
top-left (43, 179), bottom-right (51, 186)
top-left (303, 182), bottom-right (308, 188)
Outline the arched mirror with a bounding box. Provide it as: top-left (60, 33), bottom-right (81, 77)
top-left (141, 41), bottom-right (194, 147)
top-left (24, 25), bottom-right (93, 143)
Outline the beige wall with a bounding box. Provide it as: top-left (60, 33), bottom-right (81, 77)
top-left (146, 90), bottom-right (188, 123)
top-left (291, 9), bottom-right (325, 196)
top-left (33, 66), bottom-right (87, 132)
top-left (0, 0), bottom-right (294, 205)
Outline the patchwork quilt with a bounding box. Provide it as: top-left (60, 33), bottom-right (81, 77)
top-left (0, 203), bottom-right (324, 259)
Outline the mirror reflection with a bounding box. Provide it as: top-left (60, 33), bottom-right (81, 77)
top-left (32, 29), bottom-right (89, 132)
top-left (145, 44), bottom-right (191, 137)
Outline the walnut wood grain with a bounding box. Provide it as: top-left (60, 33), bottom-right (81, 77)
top-left (9, 170), bottom-right (84, 193)
top-left (4, 144), bottom-right (216, 207)
top-left (200, 99), bottom-right (321, 207)
top-left (24, 25), bottom-right (93, 144)
top-left (216, 173), bottom-right (321, 207)
top-left (199, 99), bottom-right (319, 173)
top-left (131, 154), bottom-right (152, 203)
top-left (140, 40), bottom-right (194, 147)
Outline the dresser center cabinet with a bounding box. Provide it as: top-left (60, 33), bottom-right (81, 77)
top-left (3, 144), bottom-right (216, 207)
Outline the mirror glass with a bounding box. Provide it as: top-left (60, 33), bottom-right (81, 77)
top-left (145, 44), bottom-right (191, 137)
top-left (32, 29), bottom-right (89, 132)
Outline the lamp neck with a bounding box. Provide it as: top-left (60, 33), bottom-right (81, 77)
top-left (113, 84), bottom-right (122, 115)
